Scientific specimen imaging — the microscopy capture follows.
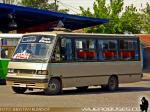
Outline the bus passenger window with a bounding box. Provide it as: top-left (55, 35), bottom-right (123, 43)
top-left (75, 39), bottom-right (86, 60)
top-left (75, 39), bottom-right (96, 61)
top-left (119, 39), bottom-right (139, 61)
top-left (1, 49), bottom-right (7, 58)
top-left (60, 38), bottom-right (73, 61)
top-left (98, 40), bottom-right (117, 61)
top-left (86, 40), bottom-right (97, 60)
top-left (1, 38), bottom-right (20, 59)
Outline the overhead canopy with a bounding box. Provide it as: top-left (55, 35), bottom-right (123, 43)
top-left (0, 3), bottom-right (108, 32)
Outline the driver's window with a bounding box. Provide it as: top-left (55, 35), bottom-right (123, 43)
top-left (51, 38), bottom-right (73, 62)
top-left (51, 39), bottom-right (61, 62)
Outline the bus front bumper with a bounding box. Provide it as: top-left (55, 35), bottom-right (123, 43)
top-left (6, 77), bottom-right (48, 89)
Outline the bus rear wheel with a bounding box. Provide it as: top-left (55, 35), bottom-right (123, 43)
top-left (44, 78), bottom-right (62, 95)
top-left (12, 87), bottom-right (27, 94)
top-left (107, 76), bottom-right (118, 91)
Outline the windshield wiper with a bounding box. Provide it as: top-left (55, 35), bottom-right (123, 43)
top-left (11, 58), bottom-right (48, 62)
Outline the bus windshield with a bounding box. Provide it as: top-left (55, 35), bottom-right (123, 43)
top-left (12, 35), bottom-right (54, 62)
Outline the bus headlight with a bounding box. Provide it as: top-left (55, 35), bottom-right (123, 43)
top-left (8, 69), bottom-right (14, 73)
top-left (37, 70), bottom-right (48, 75)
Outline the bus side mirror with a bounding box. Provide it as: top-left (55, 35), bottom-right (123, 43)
top-left (51, 54), bottom-right (61, 62)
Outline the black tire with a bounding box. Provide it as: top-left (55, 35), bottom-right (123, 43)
top-left (44, 78), bottom-right (62, 95)
top-left (12, 87), bottom-right (27, 94)
top-left (107, 76), bottom-right (118, 91)
top-left (76, 86), bottom-right (88, 91)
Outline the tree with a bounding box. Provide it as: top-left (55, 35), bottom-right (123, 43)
top-left (80, 0), bottom-right (124, 33)
top-left (141, 3), bottom-right (150, 33)
top-left (19, 0), bottom-right (69, 13)
top-left (80, 0), bottom-right (142, 34)
top-left (120, 5), bottom-right (142, 34)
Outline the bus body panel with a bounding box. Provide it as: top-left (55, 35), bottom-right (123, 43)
top-left (50, 61), bottom-right (142, 88)
top-left (8, 62), bottom-right (45, 70)
top-left (7, 62), bottom-right (49, 89)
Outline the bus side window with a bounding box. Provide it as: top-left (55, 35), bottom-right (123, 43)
top-left (60, 38), bottom-right (73, 61)
top-left (86, 40), bottom-right (97, 60)
top-left (1, 49), bottom-right (7, 58)
top-left (98, 40), bottom-right (117, 61)
top-left (119, 39), bottom-right (139, 61)
top-left (1, 38), bottom-right (20, 59)
top-left (75, 39), bottom-right (86, 60)
top-left (75, 39), bottom-right (97, 61)
top-left (51, 40), bottom-right (61, 62)
top-left (51, 38), bottom-right (73, 62)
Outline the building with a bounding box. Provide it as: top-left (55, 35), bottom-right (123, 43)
top-left (138, 34), bottom-right (150, 68)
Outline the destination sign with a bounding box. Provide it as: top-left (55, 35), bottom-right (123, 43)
top-left (21, 35), bottom-right (53, 43)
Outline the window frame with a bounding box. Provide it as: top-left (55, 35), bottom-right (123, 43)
top-left (50, 35), bottom-right (140, 63)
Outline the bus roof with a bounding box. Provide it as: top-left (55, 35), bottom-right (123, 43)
top-left (0, 34), bottom-right (23, 38)
top-left (23, 31), bottom-right (138, 38)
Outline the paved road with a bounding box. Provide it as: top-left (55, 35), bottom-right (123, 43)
top-left (0, 74), bottom-right (150, 111)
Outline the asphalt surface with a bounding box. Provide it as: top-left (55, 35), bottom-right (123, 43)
top-left (0, 73), bottom-right (150, 111)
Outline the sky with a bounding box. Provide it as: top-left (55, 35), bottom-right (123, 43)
top-left (57, 0), bottom-right (150, 14)
top-left (0, 0), bottom-right (149, 14)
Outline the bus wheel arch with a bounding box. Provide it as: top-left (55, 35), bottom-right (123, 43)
top-left (107, 75), bottom-right (119, 91)
top-left (44, 77), bottom-right (62, 95)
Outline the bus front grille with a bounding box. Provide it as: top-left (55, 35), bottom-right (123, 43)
top-left (14, 69), bottom-right (36, 74)
top-left (13, 83), bottom-right (35, 88)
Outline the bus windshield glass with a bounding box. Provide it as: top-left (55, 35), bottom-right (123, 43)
top-left (12, 35), bottom-right (54, 62)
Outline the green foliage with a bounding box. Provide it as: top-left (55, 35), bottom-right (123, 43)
top-left (120, 5), bottom-right (142, 34)
top-left (20, 0), bottom-right (55, 10)
top-left (80, 0), bottom-right (143, 34)
top-left (141, 3), bottom-right (150, 33)
top-left (19, 0), bottom-right (69, 13)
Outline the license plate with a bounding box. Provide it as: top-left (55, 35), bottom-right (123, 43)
top-left (20, 84), bottom-right (26, 87)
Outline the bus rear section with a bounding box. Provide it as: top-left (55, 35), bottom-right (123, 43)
top-left (6, 32), bottom-right (143, 95)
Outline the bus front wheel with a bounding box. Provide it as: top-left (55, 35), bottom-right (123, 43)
top-left (12, 87), bottom-right (27, 94)
top-left (44, 78), bottom-right (62, 95)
